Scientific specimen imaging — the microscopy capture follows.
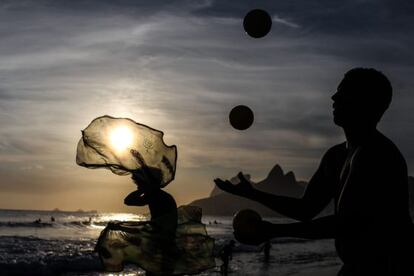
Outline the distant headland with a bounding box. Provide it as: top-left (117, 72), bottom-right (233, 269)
top-left (190, 164), bottom-right (414, 217)
top-left (0, 208), bottom-right (98, 213)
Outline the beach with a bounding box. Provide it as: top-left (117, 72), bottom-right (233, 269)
top-left (0, 209), bottom-right (341, 275)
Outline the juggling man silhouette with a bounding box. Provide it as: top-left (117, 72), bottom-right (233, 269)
top-left (215, 68), bottom-right (414, 276)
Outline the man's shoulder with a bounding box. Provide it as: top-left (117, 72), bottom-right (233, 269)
top-left (355, 133), bottom-right (407, 171)
top-left (319, 142), bottom-right (348, 167)
top-left (324, 142), bottom-right (347, 157)
top-left (328, 142), bottom-right (347, 152)
top-left (359, 133), bottom-right (404, 159)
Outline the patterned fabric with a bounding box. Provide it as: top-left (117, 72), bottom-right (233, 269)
top-left (76, 115), bottom-right (177, 187)
top-left (96, 205), bottom-right (216, 275)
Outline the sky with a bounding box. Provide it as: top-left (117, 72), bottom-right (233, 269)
top-left (0, 0), bottom-right (413, 212)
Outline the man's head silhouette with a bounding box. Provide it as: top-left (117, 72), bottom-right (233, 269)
top-left (332, 68), bottom-right (392, 128)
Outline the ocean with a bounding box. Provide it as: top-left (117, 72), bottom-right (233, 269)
top-left (0, 209), bottom-right (340, 275)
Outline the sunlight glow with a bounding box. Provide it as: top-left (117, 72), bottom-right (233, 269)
top-left (110, 126), bottom-right (133, 152)
top-left (99, 213), bottom-right (147, 222)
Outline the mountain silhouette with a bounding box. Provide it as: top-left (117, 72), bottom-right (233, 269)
top-left (191, 164), bottom-right (307, 216)
top-left (191, 165), bottom-right (414, 217)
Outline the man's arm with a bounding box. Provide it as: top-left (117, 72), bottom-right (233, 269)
top-left (233, 215), bottom-right (337, 245)
top-left (124, 189), bottom-right (148, 206)
top-left (267, 215), bottom-right (337, 239)
top-left (215, 149), bottom-right (337, 222)
top-left (245, 164), bottom-right (332, 221)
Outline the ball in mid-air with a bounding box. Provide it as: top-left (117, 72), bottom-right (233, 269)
top-left (243, 9), bottom-right (272, 38)
top-left (229, 105), bottom-right (254, 130)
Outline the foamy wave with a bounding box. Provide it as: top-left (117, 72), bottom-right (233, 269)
top-left (0, 220), bottom-right (109, 229)
top-left (0, 235), bottom-right (147, 275)
top-left (0, 222), bottom-right (54, 228)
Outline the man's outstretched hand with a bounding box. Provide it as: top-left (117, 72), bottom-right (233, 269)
top-left (214, 172), bottom-right (254, 197)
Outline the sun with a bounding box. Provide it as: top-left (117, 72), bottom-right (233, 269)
top-left (110, 126), bottom-right (133, 152)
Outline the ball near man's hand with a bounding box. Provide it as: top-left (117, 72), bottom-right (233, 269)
top-left (233, 209), bottom-right (263, 245)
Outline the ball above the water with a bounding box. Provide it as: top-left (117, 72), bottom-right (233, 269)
top-left (243, 9), bottom-right (272, 38)
top-left (233, 209), bottom-right (262, 235)
top-left (229, 105), bottom-right (254, 130)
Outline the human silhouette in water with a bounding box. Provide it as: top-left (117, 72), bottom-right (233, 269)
top-left (262, 240), bottom-right (271, 262)
top-left (219, 240), bottom-right (235, 276)
top-left (215, 68), bottom-right (414, 276)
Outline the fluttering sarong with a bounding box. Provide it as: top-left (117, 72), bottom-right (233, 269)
top-left (76, 115), bottom-right (177, 187)
top-left (96, 205), bottom-right (216, 275)
top-left (76, 116), bottom-right (215, 274)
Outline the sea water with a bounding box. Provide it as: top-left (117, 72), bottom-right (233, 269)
top-left (0, 209), bottom-right (340, 275)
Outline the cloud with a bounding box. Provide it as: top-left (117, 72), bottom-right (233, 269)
top-left (272, 15), bottom-right (300, 29)
top-left (0, 0), bottom-right (414, 209)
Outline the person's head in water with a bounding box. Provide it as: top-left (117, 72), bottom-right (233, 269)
top-left (331, 68), bottom-right (392, 129)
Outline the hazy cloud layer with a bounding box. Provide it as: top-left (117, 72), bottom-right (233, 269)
top-left (0, 0), bottom-right (413, 210)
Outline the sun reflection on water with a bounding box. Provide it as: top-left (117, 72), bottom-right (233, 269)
top-left (98, 213), bottom-right (148, 223)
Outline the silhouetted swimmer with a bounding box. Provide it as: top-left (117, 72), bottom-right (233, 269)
top-left (215, 68), bottom-right (414, 275)
top-left (50, 216), bottom-right (55, 222)
top-left (263, 240), bottom-right (271, 262)
top-left (219, 240), bottom-right (235, 276)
